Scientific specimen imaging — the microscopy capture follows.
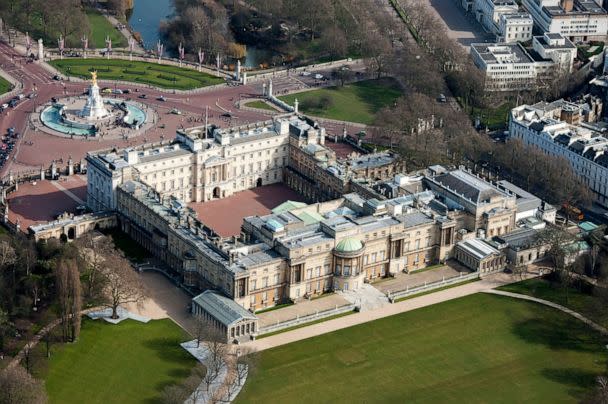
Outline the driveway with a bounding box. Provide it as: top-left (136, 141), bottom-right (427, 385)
top-left (124, 271), bottom-right (196, 334)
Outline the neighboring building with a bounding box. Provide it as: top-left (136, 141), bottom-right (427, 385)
top-left (522, 0), bottom-right (608, 41)
top-left (471, 42), bottom-right (554, 91)
top-left (510, 101), bottom-right (608, 206)
top-left (28, 211), bottom-right (117, 241)
top-left (192, 290), bottom-right (258, 343)
top-left (454, 238), bottom-right (506, 273)
top-left (532, 33), bottom-right (577, 72)
top-left (499, 12), bottom-right (535, 43)
top-left (474, 0), bottom-right (519, 35)
top-left (424, 168), bottom-right (518, 238)
top-left (493, 227), bottom-right (550, 267)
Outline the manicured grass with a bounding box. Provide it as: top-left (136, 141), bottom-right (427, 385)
top-left (498, 276), bottom-right (608, 327)
top-left (238, 293), bottom-right (607, 403)
top-left (103, 228), bottom-right (150, 263)
top-left (469, 102), bottom-right (515, 130)
top-left (258, 310), bottom-right (355, 339)
top-left (244, 100), bottom-right (276, 111)
top-left (42, 318), bottom-right (196, 404)
top-left (49, 58), bottom-right (224, 90)
top-left (278, 78), bottom-right (402, 125)
top-left (86, 10), bottom-right (126, 48)
top-left (0, 76), bottom-right (12, 95)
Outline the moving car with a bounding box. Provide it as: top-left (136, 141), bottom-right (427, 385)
top-left (170, 108), bottom-right (182, 115)
top-left (157, 95), bottom-right (166, 102)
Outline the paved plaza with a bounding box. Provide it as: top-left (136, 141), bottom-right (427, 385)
top-left (7, 175), bottom-right (87, 228)
top-left (373, 261), bottom-right (474, 295)
top-left (124, 271), bottom-right (196, 334)
top-left (189, 184), bottom-right (306, 237)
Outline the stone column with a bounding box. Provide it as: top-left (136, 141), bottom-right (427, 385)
top-left (37, 38), bottom-right (43, 61)
top-left (235, 60), bottom-right (241, 81)
top-left (242, 72), bottom-right (248, 85)
top-left (268, 79), bottom-right (273, 97)
top-left (67, 157), bottom-right (74, 176)
top-left (51, 161), bottom-right (57, 179)
top-left (294, 98), bottom-right (299, 114)
top-left (40, 167), bottom-right (45, 180)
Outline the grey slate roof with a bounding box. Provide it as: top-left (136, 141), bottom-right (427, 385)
top-left (192, 290), bottom-right (257, 327)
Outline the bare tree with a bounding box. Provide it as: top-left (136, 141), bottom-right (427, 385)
top-left (56, 258), bottom-right (82, 342)
top-left (76, 233), bottom-right (113, 300)
top-left (0, 365), bottom-right (48, 404)
top-left (102, 252), bottom-right (146, 319)
top-left (0, 239), bottom-right (17, 270)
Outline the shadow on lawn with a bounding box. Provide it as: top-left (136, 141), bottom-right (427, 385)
top-left (511, 315), bottom-right (605, 354)
top-left (541, 368), bottom-right (599, 400)
top-left (142, 337), bottom-right (194, 364)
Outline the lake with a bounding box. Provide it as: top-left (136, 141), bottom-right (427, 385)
top-left (127, 0), bottom-right (174, 50)
top-left (126, 0), bottom-right (279, 66)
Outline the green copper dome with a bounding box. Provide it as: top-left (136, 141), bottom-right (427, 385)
top-left (335, 237), bottom-right (363, 253)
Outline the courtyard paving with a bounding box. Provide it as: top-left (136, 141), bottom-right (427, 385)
top-left (189, 184), bottom-right (306, 237)
top-left (373, 261), bottom-right (473, 295)
top-left (124, 271), bottom-right (196, 334)
top-left (7, 175), bottom-right (87, 229)
top-left (257, 293), bottom-right (350, 329)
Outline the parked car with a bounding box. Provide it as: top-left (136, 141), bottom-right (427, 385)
top-left (101, 88), bottom-right (113, 94)
top-left (123, 89), bottom-right (131, 94)
top-left (112, 89), bottom-right (123, 94)
top-left (52, 75), bottom-right (61, 81)
top-left (157, 95), bottom-right (166, 102)
top-left (138, 94), bottom-right (147, 99)
top-left (170, 108), bottom-right (182, 115)
top-left (314, 73), bottom-right (323, 80)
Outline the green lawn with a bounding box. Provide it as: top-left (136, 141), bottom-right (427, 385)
top-left (49, 58), bottom-right (224, 90)
top-left (278, 78), bottom-right (402, 125)
top-left (469, 102), bottom-right (515, 130)
top-left (0, 76), bottom-right (12, 95)
top-left (237, 293), bottom-right (607, 403)
top-left (86, 10), bottom-right (126, 48)
top-left (42, 318), bottom-right (196, 404)
top-left (244, 100), bottom-right (276, 111)
top-left (499, 277), bottom-right (608, 328)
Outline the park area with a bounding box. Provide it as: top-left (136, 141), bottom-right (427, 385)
top-left (0, 76), bottom-right (11, 95)
top-left (86, 9), bottom-right (126, 48)
top-left (49, 58), bottom-right (224, 90)
top-left (36, 318), bottom-right (196, 404)
top-left (278, 78), bottom-right (402, 125)
top-left (237, 293), bottom-right (607, 403)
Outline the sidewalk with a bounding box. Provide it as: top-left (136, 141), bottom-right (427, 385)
top-left (244, 272), bottom-right (534, 351)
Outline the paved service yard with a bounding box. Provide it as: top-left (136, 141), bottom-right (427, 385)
top-left (373, 260), bottom-right (474, 295)
top-left (124, 271), bottom-right (196, 334)
top-left (189, 183), bottom-right (306, 237)
top-left (7, 175), bottom-right (87, 229)
top-left (422, 0), bottom-right (492, 48)
top-left (257, 293), bottom-right (351, 329)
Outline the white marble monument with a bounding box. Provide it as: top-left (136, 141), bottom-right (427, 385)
top-left (81, 71), bottom-right (109, 119)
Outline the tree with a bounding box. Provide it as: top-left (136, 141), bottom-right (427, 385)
top-left (55, 258), bottom-right (82, 342)
top-left (0, 366), bottom-right (48, 404)
top-left (76, 233), bottom-right (113, 301)
top-left (0, 308), bottom-right (12, 352)
top-left (102, 252), bottom-right (146, 319)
